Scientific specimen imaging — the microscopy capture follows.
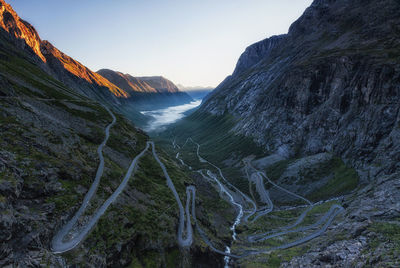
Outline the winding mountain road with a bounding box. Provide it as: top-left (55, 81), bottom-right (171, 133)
top-left (248, 172), bottom-right (274, 222)
top-left (187, 138), bottom-right (257, 216)
top-left (151, 141), bottom-right (193, 247)
top-left (52, 110), bottom-right (194, 254)
top-left (51, 109), bottom-right (345, 264)
top-left (52, 106), bottom-right (117, 253)
top-left (175, 137), bottom-right (345, 262)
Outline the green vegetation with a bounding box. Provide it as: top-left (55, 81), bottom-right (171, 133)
top-left (242, 201), bottom-right (342, 246)
top-left (221, 166), bottom-right (251, 197)
top-left (157, 111), bottom-right (265, 198)
top-left (265, 156), bottom-right (359, 201)
top-left (307, 158), bottom-right (359, 201)
top-left (239, 244), bottom-right (311, 268)
top-left (85, 150), bottom-right (193, 265)
top-left (366, 221), bottom-right (400, 260)
top-left (160, 112), bottom-right (265, 165)
top-left (266, 159), bottom-right (294, 182)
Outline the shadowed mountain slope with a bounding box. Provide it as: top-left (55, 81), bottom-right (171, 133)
top-left (160, 0), bottom-right (400, 266)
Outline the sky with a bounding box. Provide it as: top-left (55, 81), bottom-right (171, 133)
top-left (8, 0), bottom-right (312, 88)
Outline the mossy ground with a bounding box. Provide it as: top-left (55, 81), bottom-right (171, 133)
top-left (265, 156), bottom-right (359, 202)
top-left (362, 220), bottom-right (400, 266)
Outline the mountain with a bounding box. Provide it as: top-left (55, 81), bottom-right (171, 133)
top-left (0, 1), bottom-right (230, 266)
top-left (2, 0), bottom-right (400, 266)
top-left (201, 0), bottom-right (400, 163)
top-left (186, 89), bottom-right (213, 100)
top-left (161, 0), bottom-right (400, 266)
top-left (97, 69), bottom-right (193, 110)
top-left (0, 0), bottom-right (128, 100)
top-left (136, 76), bottom-right (180, 93)
top-left (0, 0), bottom-right (157, 127)
top-left (176, 85), bottom-right (214, 100)
top-left (97, 69), bottom-right (158, 94)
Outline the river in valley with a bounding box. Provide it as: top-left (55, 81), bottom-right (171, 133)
top-left (141, 100), bottom-right (202, 132)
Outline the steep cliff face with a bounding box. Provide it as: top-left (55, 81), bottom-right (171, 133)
top-left (201, 0), bottom-right (400, 172)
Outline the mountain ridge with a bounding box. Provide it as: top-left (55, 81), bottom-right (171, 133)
top-left (0, 0), bottom-right (130, 101)
top-left (97, 69), bottom-right (158, 94)
top-left (0, 0), bottom-right (191, 109)
top-left (97, 68), bottom-right (193, 110)
top-left (136, 75), bottom-right (181, 93)
top-left (97, 69), bottom-right (186, 94)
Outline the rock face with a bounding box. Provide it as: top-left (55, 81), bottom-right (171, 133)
top-left (201, 0), bottom-right (400, 172)
top-left (232, 35), bottom-right (285, 76)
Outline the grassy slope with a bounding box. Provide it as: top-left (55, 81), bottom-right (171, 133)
top-left (266, 157), bottom-right (359, 202)
top-left (159, 111), bottom-right (265, 163)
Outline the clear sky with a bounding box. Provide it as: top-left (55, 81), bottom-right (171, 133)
top-left (8, 0), bottom-right (312, 87)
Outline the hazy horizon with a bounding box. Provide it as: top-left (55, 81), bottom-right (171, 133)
top-left (8, 0), bottom-right (312, 87)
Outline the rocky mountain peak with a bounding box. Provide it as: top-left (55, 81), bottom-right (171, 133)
top-left (0, 0), bottom-right (46, 62)
top-left (233, 35), bottom-right (286, 75)
top-left (288, 0), bottom-right (400, 43)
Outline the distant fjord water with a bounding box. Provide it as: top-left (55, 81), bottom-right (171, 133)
top-left (141, 99), bottom-right (202, 132)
